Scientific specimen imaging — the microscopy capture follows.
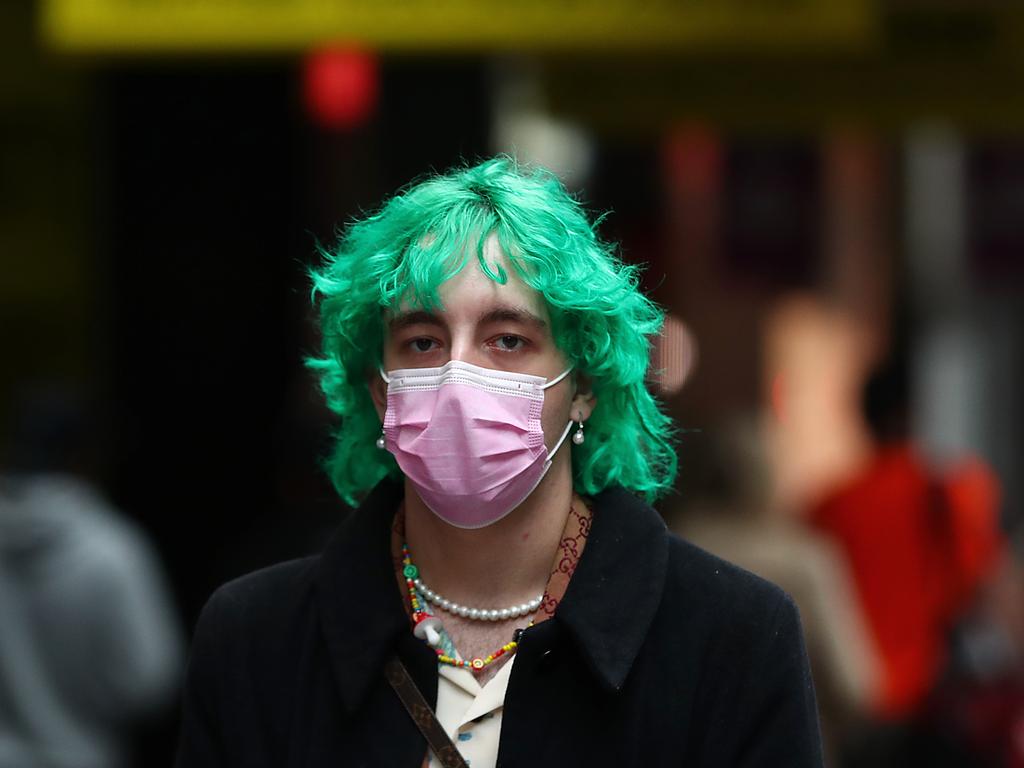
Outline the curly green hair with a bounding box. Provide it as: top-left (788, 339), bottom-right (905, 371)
top-left (305, 156), bottom-right (677, 506)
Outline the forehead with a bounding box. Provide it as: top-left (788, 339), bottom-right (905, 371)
top-left (389, 233), bottom-right (550, 325)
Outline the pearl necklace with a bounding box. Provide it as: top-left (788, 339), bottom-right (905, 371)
top-left (412, 576), bottom-right (543, 621)
top-left (401, 542), bottom-right (535, 672)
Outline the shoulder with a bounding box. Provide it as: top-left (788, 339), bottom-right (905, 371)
top-left (212, 556), bottom-right (318, 603)
top-left (191, 556), bottom-right (320, 654)
top-left (184, 558), bottom-right (322, 713)
top-left (663, 531), bottom-right (801, 648)
top-left (665, 531), bottom-right (791, 608)
top-left (586, 489), bottom-right (822, 763)
top-left (177, 557), bottom-right (323, 764)
top-left (660, 534), bottom-right (822, 764)
top-left (592, 485), bottom-right (797, 640)
top-left (592, 486), bottom-right (801, 653)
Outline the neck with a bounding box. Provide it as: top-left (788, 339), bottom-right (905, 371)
top-left (403, 455), bottom-right (574, 609)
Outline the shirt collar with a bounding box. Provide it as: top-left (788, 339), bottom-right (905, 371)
top-left (315, 479), bottom-right (669, 712)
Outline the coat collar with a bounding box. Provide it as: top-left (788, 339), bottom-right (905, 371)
top-left (315, 479), bottom-right (669, 712)
top-left (556, 485), bottom-right (669, 691)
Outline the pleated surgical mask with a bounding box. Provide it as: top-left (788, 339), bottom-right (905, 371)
top-left (380, 359), bottom-right (573, 528)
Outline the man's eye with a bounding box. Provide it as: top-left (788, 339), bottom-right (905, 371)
top-left (410, 338), bottom-right (437, 352)
top-left (495, 335), bottom-right (524, 351)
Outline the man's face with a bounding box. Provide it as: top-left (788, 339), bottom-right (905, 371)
top-left (371, 233), bottom-right (591, 454)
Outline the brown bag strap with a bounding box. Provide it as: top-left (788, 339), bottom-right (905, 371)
top-left (384, 656), bottom-right (469, 768)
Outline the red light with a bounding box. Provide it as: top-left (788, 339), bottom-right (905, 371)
top-left (303, 48), bottom-right (378, 130)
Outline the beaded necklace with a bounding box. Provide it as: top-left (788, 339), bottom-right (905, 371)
top-left (401, 542), bottom-right (534, 672)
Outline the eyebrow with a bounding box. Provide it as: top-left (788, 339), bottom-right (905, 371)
top-left (477, 306), bottom-right (548, 331)
top-left (387, 310), bottom-right (441, 332)
top-left (387, 306), bottom-right (548, 332)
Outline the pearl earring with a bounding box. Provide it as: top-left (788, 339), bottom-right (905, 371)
top-left (375, 429), bottom-right (386, 450)
top-left (572, 416), bottom-right (585, 445)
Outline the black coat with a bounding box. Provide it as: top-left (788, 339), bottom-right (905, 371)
top-left (175, 480), bottom-right (824, 767)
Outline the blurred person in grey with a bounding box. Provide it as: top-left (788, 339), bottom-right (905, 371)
top-left (0, 385), bottom-right (183, 768)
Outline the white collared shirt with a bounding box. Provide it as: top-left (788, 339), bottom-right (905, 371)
top-left (428, 655), bottom-right (515, 768)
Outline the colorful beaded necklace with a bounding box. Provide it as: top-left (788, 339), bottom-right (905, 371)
top-left (401, 542), bottom-right (535, 672)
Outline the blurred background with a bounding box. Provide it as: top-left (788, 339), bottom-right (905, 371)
top-left (2, 0), bottom-right (1023, 765)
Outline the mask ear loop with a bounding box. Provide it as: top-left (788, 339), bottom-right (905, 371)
top-left (376, 368), bottom-right (392, 449)
top-left (541, 366), bottom-right (573, 390)
top-left (548, 419), bottom-right (575, 459)
top-left (542, 366), bottom-right (577, 459)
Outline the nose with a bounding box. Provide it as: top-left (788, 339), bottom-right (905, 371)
top-left (447, 330), bottom-right (487, 369)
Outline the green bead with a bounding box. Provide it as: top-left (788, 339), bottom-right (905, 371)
top-left (403, 564), bottom-right (418, 579)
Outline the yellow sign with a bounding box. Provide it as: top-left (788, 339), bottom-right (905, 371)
top-left (42, 0), bottom-right (874, 53)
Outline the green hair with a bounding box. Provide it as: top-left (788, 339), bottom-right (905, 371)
top-left (305, 156), bottom-right (677, 506)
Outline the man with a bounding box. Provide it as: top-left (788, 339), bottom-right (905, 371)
top-left (175, 157), bottom-right (823, 767)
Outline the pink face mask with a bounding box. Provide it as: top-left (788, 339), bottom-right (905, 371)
top-left (380, 360), bottom-right (574, 529)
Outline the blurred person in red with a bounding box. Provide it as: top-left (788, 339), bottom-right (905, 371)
top-left (677, 296), bottom-right (883, 764)
top-left (760, 297), bottom-right (1008, 768)
top-left (806, 323), bottom-right (1003, 723)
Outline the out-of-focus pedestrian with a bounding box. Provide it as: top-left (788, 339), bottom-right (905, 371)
top-left (0, 386), bottom-right (184, 768)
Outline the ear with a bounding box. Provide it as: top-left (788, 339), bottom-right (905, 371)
top-left (570, 374), bottom-right (597, 423)
top-left (368, 369), bottom-right (387, 421)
